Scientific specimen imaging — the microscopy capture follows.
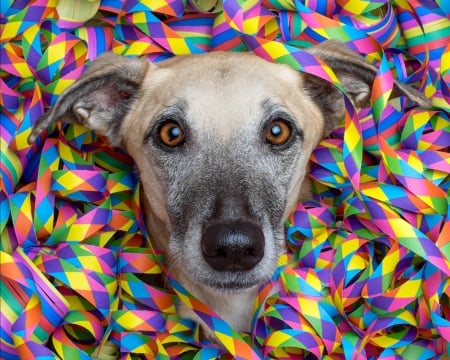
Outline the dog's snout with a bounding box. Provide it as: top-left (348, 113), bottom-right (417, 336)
top-left (201, 221), bottom-right (265, 272)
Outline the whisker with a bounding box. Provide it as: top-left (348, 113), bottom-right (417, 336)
top-left (163, 252), bottom-right (183, 290)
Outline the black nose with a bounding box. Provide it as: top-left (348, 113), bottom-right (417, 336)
top-left (201, 221), bottom-right (265, 271)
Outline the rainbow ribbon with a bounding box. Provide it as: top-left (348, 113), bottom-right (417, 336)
top-left (1, 0), bottom-right (449, 358)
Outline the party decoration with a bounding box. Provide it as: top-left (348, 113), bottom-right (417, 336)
top-left (1, 0), bottom-right (449, 359)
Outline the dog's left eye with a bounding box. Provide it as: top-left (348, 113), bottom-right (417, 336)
top-left (159, 121), bottom-right (185, 147)
top-left (265, 119), bottom-right (292, 146)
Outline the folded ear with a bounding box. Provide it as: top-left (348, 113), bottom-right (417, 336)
top-left (303, 40), bottom-right (431, 136)
top-left (28, 53), bottom-right (149, 146)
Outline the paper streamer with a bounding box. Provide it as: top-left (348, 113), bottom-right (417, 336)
top-left (1, 0), bottom-right (449, 359)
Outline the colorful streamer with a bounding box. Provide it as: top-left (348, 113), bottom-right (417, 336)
top-left (1, 0), bottom-right (449, 359)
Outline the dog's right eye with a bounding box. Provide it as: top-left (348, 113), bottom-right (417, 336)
top-left (158, 121), bottom-right (185, 147)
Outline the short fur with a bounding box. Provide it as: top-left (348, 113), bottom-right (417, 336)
top-left (28, 40), bottom-right (430, 338)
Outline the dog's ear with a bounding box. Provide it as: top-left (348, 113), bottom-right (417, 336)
top-left (303, 40), bottom-right (431, 136)
top-left (28, 53), bottom-right (149, 146)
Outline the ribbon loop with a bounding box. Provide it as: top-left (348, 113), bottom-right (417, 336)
top-left (1, 0), bottom-right (448, 358)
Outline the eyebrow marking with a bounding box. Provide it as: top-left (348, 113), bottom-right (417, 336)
top-left (158, 100), bottom-right (188, 120)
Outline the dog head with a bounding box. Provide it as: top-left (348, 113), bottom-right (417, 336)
top-left (29, 41), bottom-right (429, 297)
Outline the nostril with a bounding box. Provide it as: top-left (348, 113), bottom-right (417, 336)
top-left (216, 247), bottom-right (228, 258)
top-left (245, 248), bottom-right (256, 256)
top-left (201, 220), bottom-right (265, 272)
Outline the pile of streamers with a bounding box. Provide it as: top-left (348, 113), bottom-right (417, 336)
top-left (1, 0), bottom-right (449, 358)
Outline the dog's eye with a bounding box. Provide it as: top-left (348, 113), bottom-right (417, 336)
top-left (266, 119), bottom-right (292, 146)
top-left (159, 121), bottom-right (185, 147)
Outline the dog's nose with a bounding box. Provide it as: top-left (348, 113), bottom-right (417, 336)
top-left (201, 221), bottom-right (265, 271)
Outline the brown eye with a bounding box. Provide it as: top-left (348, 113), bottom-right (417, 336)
top-left (159, 121), bottom-right (185, 147)
top-left (266, 119), bottom-right (292, 146)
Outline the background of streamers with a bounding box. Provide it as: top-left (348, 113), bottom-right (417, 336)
top-left (1, 0), bottom-right (449, 358)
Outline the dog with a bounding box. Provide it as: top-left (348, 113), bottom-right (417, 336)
top-left (28, 40), bottom-right (430, 339)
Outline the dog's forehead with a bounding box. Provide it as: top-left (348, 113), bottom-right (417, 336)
top-left (152, 52), bottom-right (306, 135)
top-left (158, 51), bottom-right (299, 84)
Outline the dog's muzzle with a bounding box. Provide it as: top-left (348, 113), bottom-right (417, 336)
top-left (201, 220), bottom-right (265, 272)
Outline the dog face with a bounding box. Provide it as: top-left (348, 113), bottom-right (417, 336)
top-left (131, 53), bottom-right (325, 292)
top-left (29, 41), bottom-right (429, 333)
